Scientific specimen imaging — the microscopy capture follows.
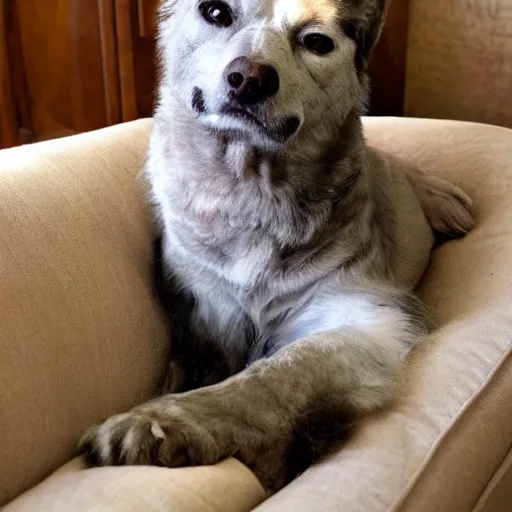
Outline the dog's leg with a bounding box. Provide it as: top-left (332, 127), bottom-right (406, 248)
top-left (152, 236), bottom-right (244, 393)
top-left (80, 289), bottom-right (429, 492)
top-left (407, 169), bottom-right (474, 238)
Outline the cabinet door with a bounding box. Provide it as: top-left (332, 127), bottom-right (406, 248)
top-left (1, 0), bottom-right (18, 148)
top-left (115, 0), bottom-right (158, 121)
top-left (368, 0), bottom-right (410, 116)
top-left (4, 0), bottom-right (121, 142)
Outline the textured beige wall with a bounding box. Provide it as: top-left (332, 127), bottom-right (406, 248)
top-left (405, 0), bottom-right (512, 128)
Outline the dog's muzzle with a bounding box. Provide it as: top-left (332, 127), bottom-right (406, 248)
top-left (193, 56), bottom-right (301, 145)
top-left (224, 57), bottom-right (280, 106)
top-left (218, 104), bottom-right (300, 143)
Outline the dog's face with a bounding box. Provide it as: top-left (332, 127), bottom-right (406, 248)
top-left (157, 0), bottom-right (386, 152)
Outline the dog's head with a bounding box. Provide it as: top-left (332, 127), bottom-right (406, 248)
top-left (157, 0), bottom-right (386, 152)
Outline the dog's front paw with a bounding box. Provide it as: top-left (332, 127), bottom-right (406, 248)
top-left (79, 401), bottom-right (221, 468)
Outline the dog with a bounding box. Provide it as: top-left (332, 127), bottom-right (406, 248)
top-left (80, 0), bottom-right (474, 492)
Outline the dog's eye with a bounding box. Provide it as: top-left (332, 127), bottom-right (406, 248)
top-left (199, 1), bottom-right (233, 28)
top-left (303, 34), bottom-right (335, 56)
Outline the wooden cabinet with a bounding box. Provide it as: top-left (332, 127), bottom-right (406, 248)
top-left (0, 0), bottom-right (408, 149)
top-left (3, 0), bottom-right (114, 145)
top-left (1, 0), bottom-right (18, 147)
top-left (1, 0), bottom-right (157, 148)
top-left (114, 0), bottom-right (159, 123)
top-left (369, 0), bottom-right (410, 117)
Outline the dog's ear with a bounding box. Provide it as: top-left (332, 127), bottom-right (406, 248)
top-left (338, 0), bottom-right (388, 72)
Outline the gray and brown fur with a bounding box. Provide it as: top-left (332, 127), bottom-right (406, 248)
top-left (80, 0), bottom-right (474, 492)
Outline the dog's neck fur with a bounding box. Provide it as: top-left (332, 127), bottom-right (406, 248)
top-left (153, 92), bottom-right (369, 253)
top-left (222, 110), bottom-right (366, 188)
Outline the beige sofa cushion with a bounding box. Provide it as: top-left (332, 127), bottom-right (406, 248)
top-left (2, 118), bottom-right (512, 512)
top-left (0, 121), bottom-right (168, 505)
top-left (256, 118), bottom-right (512, 512)
top-left (3, 458), bottom-right (265, 512)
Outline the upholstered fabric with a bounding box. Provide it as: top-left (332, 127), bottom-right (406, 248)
top-left (0, 121), bottom-right (166, 505)
top-left (1, 118), bottom-right (511, 511)
top-left (3, 458), bottom-right (266, 512)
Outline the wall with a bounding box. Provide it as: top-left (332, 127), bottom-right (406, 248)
top-left (405, 0), bottom-right (512, 128)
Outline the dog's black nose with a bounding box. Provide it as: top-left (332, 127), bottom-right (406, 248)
top-left (225, 57), bottom-right (279, 105)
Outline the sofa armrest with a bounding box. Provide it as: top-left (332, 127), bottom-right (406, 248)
top-left (0, 120), bottom-right (170, 505)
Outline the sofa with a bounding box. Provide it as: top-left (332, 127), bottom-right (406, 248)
top-left (1, 117), bottom-right (511, 511)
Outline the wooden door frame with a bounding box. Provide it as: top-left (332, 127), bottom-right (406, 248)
top-left (98, 0), bottom-right (122, 125)
top-left (369, 0), bottom-right (411, 116)
top-left (1, 0), bottom-right (19, 148)
top-left (68, 0), bottom-right (122, 132)
top-left (114, 0), bottom-right (138, 121)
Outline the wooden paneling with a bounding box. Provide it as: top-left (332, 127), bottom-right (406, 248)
top-left (131, 27), bottom-right (157, 118)
top-left (115, 0), bottom-right (157, 120)
top-left (368, 0), bottom-right (411, 116)
top-left (133, 0), bottom-right (159, 117)
top-left (137, 0), bottom-right (160, 37)
top-left (3, 0), bottom-right (32, 144)
top-left (1, 0), bottom-right (412, 149)
top-left (115, 0), bottom-right (138, 121)
top-left (98, 0), bottom-right (122, 125)
top-left (405, 0), bottom-right (512, 128)
top-left (3, 0), bottom-right (121, 142)
top-left (0, 0), bottom-right (18, 148)
top-left (17, 0), bottom-right (75, 138)
top-left (68, 0), bottom-right (116, 132)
